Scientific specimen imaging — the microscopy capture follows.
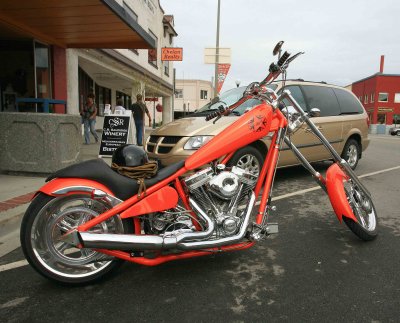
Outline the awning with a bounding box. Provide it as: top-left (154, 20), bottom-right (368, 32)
top-left (0, 0), bottom-right (155, 49)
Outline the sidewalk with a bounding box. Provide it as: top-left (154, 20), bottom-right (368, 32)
top-left (0, 127), bottom-right (154, 256)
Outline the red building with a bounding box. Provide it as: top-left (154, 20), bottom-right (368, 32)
top-left (351, 57), bottom-right (400, 125)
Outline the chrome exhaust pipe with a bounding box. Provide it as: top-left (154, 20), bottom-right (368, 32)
top-left (78, 198), bottom-right (215, 250)
top-left (177, 193), bottom-right (255, 250)
top-left (77, 194), bottom-right (255, 251)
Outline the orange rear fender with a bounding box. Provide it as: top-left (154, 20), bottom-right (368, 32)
top-left (38, 178), bottom-right (116, 198)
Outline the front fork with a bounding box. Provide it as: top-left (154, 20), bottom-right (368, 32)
top-left (279, 90), bottom-right (371, 223)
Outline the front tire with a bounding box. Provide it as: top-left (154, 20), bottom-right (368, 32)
top-left (341, 138), bottom-right (360, 170)
top-left (226, 145), bottom-right (264, 176)
top-left (342, 181), bottom-right (378, 241)
top-left (20, 193), bottom-right (129, 285)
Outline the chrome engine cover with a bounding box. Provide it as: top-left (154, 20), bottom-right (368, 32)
top-left (209, 171), bottom-right (240, 200)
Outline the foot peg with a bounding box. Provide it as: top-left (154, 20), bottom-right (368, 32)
top-left (248, 222), bottom-right (279, 241)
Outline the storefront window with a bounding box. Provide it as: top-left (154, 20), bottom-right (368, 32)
top-left (393, 114), bottom-right (400, 125)
top-left (116, 91), bottom-right (131, 109)
top-left (78, 67), bottom-right (94, 113)
top-left (95, 84), bottom-right (111, 117)
top-left (34, 42), bottom-right (51, 99)
top-left (377, 113), bottom-right (386, 124)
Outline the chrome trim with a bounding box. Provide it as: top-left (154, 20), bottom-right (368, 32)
top-left (52, 186), bottom-right (122, 206)
top-left (53, 186), bottom-right (95, 195)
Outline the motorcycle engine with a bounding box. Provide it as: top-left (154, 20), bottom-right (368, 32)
top-left (184, 166), bottom-right (257, 237)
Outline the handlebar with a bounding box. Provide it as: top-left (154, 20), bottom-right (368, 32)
top-left (205, 43), bottom-right (304, 122)
top-left (205, 105), bottom-right (228, 121)
top-left (277, 51), bottom-right (290, 67)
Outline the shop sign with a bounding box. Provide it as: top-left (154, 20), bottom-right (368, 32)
top-left (99, 114), bottom-right (132, 157)
top-left (161, 47), bottom-right (183, 61)
top-left (378, 107), bottom-right (393, 112)
top-left (145, 97), bottom-right (158, 102)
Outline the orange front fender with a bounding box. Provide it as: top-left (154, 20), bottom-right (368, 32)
top-left (326, 163), bottom-right (357, 223)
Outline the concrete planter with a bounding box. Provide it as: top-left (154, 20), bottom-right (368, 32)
top-left (0, 113), bottom-right (81, 173)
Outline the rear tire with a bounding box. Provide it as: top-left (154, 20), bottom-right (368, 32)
top-left (20, 193), bottom-right (130, 285)
top-left (342, 181), bottom-right (378, 241)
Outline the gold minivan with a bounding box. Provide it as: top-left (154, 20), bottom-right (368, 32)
top-left (146, 81), bottom-right (370, 173)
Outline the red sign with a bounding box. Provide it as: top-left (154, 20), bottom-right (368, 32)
top-left (148, 49), bottom-right (157, 62)
top-left (145, 98), bottom-right (158, 102)
top-left (161, 47), bottom-right (183, 61)
top-left (217, 64), bottom-right (231, 94)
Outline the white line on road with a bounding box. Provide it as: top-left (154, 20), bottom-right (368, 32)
top-left (254, 165), bottom-right (400, 205)
top-left (1, 164), bottom-right (400, 273)
top-left (0, 259), bottom-right (28, 272)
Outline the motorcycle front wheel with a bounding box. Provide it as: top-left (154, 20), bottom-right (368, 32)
top-left (20, 193), bottom-right (130, 285)
top-left (342, 181), bottom-right (378, 241)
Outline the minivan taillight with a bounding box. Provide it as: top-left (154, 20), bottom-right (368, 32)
top-left (366, 115), bottom-right (370, 128)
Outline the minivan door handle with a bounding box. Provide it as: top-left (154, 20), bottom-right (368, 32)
top-left (304, 126), bottom-right (323, 133)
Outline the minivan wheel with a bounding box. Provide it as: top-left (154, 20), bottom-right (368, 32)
top-left (227, 146), bottom-right (264, 176)
top-left (341, 139), bottom-right (360, 170)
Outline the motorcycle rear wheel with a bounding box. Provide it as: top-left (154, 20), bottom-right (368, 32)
top-left (342, 181), bottom-right (378, 241)
top-left (20, 193), bottom-right (130, 285)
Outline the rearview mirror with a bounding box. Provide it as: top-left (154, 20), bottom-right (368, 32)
top-left (273, 41), bottom-right (284, 56)
top-left (309, 108), bottom-right (321, 118)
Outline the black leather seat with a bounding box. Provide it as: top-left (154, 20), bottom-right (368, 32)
top-left (46, 159), bottom-right (185, 200)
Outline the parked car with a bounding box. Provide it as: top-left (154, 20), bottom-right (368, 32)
top-left (146, 80), bottom-right (370, 173)
top-left (389, 126), bottom-right (400, 136)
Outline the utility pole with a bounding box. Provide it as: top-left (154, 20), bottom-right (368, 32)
top-left (214, 0), bottom-right (221, 98)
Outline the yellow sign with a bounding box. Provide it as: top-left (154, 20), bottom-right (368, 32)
top-left (161, 47), bottom-right (183, 61)
top-left (378, 107), bottom-right (393, 112)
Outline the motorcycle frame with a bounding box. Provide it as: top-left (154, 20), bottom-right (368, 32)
top-left (45, 90), bottom-right (365, 266)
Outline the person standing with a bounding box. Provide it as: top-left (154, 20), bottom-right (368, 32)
top-left (131, 94), bottom-right (151, 146)
top-left (113, 98), bottom-right (126, 114)
top-left (80, 93), bottom-right (99, 144)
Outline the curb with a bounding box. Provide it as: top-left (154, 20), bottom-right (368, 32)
top-left (0, 193), bottom-right (34, 241)
top-left (0, 192), bottom-right (34, 214)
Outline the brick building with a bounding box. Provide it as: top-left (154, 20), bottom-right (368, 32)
top-left (351, 56), bottom-right (400, 126)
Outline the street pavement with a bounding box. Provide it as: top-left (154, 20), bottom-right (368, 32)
top-left (0, 133), bottom-right (399, 322)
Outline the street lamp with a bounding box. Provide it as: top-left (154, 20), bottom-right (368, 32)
top-left (235, 79), bottom-right (241, 88)
top-left (214, 0), bottom-right (221, 98)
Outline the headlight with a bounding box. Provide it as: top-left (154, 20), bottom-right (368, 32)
top-left (183, 136), bottom-right (213, 150)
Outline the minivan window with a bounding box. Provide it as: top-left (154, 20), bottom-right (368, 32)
top-left (280, 85), bottom-right (307, 111)
top-left (301, 85), bottom-right (340, 117)
top-left (333, 88), bottom-right (364, 114)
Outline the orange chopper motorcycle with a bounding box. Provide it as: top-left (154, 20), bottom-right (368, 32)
top-left (20, 42), bottom-right (378, 284)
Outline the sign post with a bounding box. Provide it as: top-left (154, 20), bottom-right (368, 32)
top-left (99, 111), bottom-right (132, 157)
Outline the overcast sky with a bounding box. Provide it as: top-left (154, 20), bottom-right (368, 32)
top-left (161, 0), bottom-right (399, 92)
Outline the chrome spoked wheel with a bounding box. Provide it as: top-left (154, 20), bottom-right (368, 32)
top-left (346, 144), bottom-right (358, 168)
top-left (21, 193), bottom-right (125, 284)
top-left (236, 153), bottom-right (261, 176)
top-left (342, 139), bottom-right (360, 170)
top-left (343, 181), bottom-right (378, 241)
